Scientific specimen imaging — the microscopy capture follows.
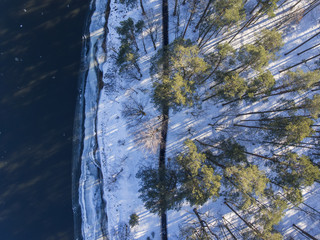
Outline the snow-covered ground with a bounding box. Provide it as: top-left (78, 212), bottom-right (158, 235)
top-left (75, 0), bottom-right (109, 239)
top-left (75, 0), bottom-right (320, 239)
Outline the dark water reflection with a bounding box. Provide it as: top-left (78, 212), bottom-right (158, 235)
top-left (0, 0), bottom-right (89, 239)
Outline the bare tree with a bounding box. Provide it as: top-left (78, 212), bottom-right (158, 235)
top-left (122, 96), bottom-right (147, 122)
top-left (134, 116), bottom-right (162, 153)
top-left (145, 9), bottom-right (160, 50)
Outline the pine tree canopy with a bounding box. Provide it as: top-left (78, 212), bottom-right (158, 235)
top-left (284, 69), bottom-right (320, 93)
top-left (263, 116), bottom-right (315, 144)
top-left (225, 165), bottom-right (268, 209)
top-left (213, 0), bottom-right (246, 27)
top-left (136, 166), bottom-right (183, 214)
top-left (176, 139), bottom-right (221, 206)
top-left (276, 152), bottom-right (320, 189)
top-left (258, 29), bottom-right (283, 56)
top-left (217, 72), bottom-right (248, 100)
top-left (238, 44), bottom-right (269, 71)
top-left (152, 39), bottom-right (209, 108)
top-left (248, 70), bottom-right (275, 97)
top-left (305, 94), bottom-right (320, 119)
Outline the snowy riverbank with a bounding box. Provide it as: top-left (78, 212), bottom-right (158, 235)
top-left (74, 0), bottom-right (320, 239)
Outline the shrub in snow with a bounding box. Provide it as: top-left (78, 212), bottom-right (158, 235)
top-left (129, 213), bottom-right (139, 228)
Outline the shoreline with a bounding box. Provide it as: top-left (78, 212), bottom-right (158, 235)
top-left (72, 0), bottom-right (111, 238)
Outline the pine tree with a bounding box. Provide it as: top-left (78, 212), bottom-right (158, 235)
top-left (194, 138), bottom-right (302, 238)
top-left (136, 166), bottom-right (183, 214)
top-left (225, 165), bottom-right (268, 209)
top-left (209, 43), bottom-right (236, 70)
top-left (152, 39), bottom-right (209, 108)
top-left (247, 70), bottom-right (275, 98)
top-left (282, 69), bottom-right (320, 93)
top-left (262, 116), bottom-right (315, 144)
top-left (201, 43), bottom-right (236, 84)
top-left (236, 29), bottom-right (282, 72)
top-left (257, 28), bottom-right (283, 56)
top-left (116, 43), bottom-right (142, 77)
top-left (198, 0), bottom-right (246, 46)
top-left (116, 18), bottom-right (145, 77)
top-left (224, 164), bottom-right (287, 239)
top-left (216, 72), bottom-right (248, 100)
top-left (304, 94), bottom-right (320, 119)
top-left (260, 0), bottom-right (280, 17)
top-left (237, 44), bottom-right (269, 72)
top-left (119, 0), bottom-right (138, 8)
top-left (218, 138), bottom-right (248, 165)
top-left (218, 0), bottom-right (246, 25)
top-left (116, 18), bottom-right (142, 50)
top-left (135, 20), bottom-right (145, 35)
top-left (203, 29), bottom-right (283, 103)
top-left (252, 195), bottom-right (286, 240)
top-left (176, 139), bottom-right (221, 206)
top-left (275, 152), bottom-right (320, 191)
top-left (265, 152), bottom-right (320, 206)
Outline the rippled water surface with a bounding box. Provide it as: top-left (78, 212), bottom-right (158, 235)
top-left (0, 0), bottom-right (89, 239)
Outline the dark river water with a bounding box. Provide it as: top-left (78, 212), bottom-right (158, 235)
top-left (0, 0), bottom-right (89, 239)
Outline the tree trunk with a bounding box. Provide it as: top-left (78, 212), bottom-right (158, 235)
top-left (298, 42), bottom-right (320, 55)
top-left (193, 208), bottom-right (210, 238)
top-left (250, 1), bottom-right (260, 15)
top-left (302, 0), bottom-right (320, 18)
top-left (150, 31), bottom-right (157, 50)
top-left (206, 151), bottom-right (226, 169)
top-left (193, 208), bottom-right (219, 239)
top-left (199, 25), bottom-right (226, 49)
top-left (223, 222), bottom-right (237, 240)
top-left (302, 202), bottom-right (320, 216)
top-left (173, 0), bottom-right (178, 16)
top-left (223, 217), bottom-right (239, 239)
top-left (198, 8), bottom-right (227, 46)
top-left (140, 0), bottom-right (146, 15)
top-left (224, 202), bottom-right (261, 236)
top-left (131, 32), bottom-right (140, 51)
top-left (198, 139), bottom-right (278, 163)
top-left (182, 0), bottom-right (196, 38)
top-left (195, 0), bottom-right (213, 30)
top-left (134, 62), bottom-right (142, 78)
top-left (284, 31), bottom-right (320, 55)
top-left (142, 35), bottom-right (147, 54)
top-left (200, 56), bottom-right (223, 85)
top-left (279, 53), bottom-right (320, 73)
top-left (240, 138), bottom-right (317, 150)
top-left (265, 87), bottom-right (314, 97)
top-left (236, 107), bottom-right (300, 117)
top-left (228, 11), bottom-right (260, 43)
top-left (202, 93), bottom-right (218, 102)
top-left (290, 0), bottom-right (303, 9)
top-left (240, 118), bottom-right (287, 122)
top-left (293, 224), bottom-right (318, 240)
top-left (234, 124), bottom-right (268, 130)
top-left (198, 24), bottom-right (216, 46)
top-left (221, 79), bottom-right (312, 106)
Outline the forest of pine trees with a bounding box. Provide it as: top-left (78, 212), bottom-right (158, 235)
top-left (109, 0), bottom-right (320, 239)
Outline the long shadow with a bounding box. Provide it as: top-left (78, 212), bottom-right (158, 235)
top-left (159, 0), bottom-right (169, 239)
top-left (0, 0), bottom-right (89, 239)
